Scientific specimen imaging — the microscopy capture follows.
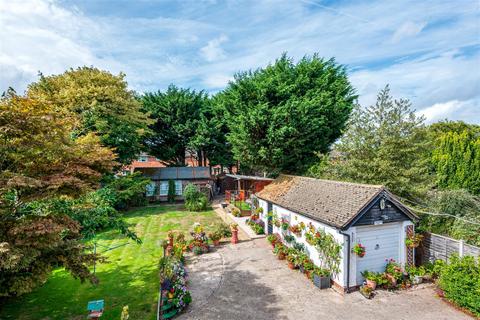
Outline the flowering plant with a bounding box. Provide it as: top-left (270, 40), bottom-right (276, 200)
top-left (405, 234), bottom-right (423, 248)
top-left (289, 224), bottom-right (302, 236)
top-left (353, 243), bottom-right (366, 257)
top-left (160, 256), bottom-right (192, 312)
top-left (280, 218), bottom-right (289, 231)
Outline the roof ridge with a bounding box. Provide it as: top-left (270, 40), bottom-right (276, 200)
top-left (279, 174), bottom-right (385, 189)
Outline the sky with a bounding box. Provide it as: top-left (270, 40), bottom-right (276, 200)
top-left (1, 0), bottom-right (479, 123)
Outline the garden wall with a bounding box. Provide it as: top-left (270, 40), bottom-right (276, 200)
top-left (418, 232), bottom-right (480, 264)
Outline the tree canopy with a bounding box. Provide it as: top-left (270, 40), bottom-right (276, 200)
top-left (27, 67), bottom-right (151, 164)
top-left (316, 85), bottom-right (431, 199)
top-left (429, 122), bottom-right (480, 195)
top-left (141, 85), bottom-right (206, 166)
top-left (0, 91), bottom-right (118, 296)
top-left (216, 54), bottom-right (356, 174)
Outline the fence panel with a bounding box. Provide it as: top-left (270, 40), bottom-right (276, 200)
top-left (418, 232), bottom-right (479, 264)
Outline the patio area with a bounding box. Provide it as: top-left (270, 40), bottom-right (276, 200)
top-left (180, 238), bottom-right (472, 320)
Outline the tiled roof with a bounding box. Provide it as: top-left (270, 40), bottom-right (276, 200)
top-left (256, 175), bottom-right (391, 228)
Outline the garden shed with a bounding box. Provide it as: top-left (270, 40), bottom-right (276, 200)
top-left (255, 175), bottom-right (419, 291)
top-left (136, 166), bottom-right (213, 202)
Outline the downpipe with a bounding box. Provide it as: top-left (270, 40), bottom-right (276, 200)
top-left (339, 230), bottom-right (351, 293)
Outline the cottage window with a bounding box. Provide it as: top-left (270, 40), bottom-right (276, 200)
top-left (146, 182), bottom-right (156, 196)
top-left (175, 180), bottom-right (183, 195)
top-left (138, 155), bottom-right (148, 162)
top-left (159, 181), bottom-right (169, 196)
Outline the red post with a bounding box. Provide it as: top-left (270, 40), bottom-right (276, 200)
top-left (231, 230), bottom-right (238, 244)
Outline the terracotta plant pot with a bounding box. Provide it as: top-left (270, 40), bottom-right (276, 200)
top-left (366, 279), bottom-right (377, 290)
top-left (385, 274), bottom-right (397, 286)
top-left (277, 252), bottom-right (286, 260)
top-left (231, 230), bottom-right (238, 244)
top-left (305, 271), bottom-right (311, 280)
top-left (287, 261), bottom-right (295, 269)
top-left (213, 239), bottom-right (220, 246)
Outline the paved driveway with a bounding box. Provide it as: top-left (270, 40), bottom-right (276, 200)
top-left (179, 239), bottom-right (472, 320)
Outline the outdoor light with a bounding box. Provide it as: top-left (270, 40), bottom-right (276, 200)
top-left (380, 198), bottom-right (386, 210)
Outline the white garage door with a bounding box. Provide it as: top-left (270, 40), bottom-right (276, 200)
top-left (355, 222), bottom-right (401, 285)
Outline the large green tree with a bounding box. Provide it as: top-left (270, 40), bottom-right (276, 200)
top-left (189, 98), bottom-right (235, 169)
top-left (216, 54), bottom-right (356, 174)
top-left (429, 122), bottom-right (480, 195)
top-left (141, 85), bottom-right (207, 166)
top-left (27, 67), bottom-right (151, 164)
top-left (320, 85), bottom-right (431, 199)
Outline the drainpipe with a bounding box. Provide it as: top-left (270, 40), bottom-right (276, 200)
top-left (339, 230), bottom-right (351, 293)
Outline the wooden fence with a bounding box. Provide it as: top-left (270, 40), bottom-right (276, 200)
top-left (418, 232), bottom-right (480, 264)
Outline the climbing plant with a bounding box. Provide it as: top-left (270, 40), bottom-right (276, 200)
top-left (305, 224), bottom-right (342, 275)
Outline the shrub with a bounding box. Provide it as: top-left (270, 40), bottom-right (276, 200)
top-left (102, 172), bottom-right (150, 209)
top-left (184, 184), bottom-right (208, 211)
top-left (167, 179), bottom-right (176, 203)
top-left (438, 255), bottom-right (480, 316)
top-left (214, 222), bottom-right (232, 238)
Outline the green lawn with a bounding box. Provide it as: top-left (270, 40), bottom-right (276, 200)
top-left (233, 201), bottom-right (251, 211)
top-left (0, 205), bottom-right (224, 320)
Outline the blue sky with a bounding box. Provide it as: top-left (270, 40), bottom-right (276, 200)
top-left (1, 0), bottom-right (479, 123)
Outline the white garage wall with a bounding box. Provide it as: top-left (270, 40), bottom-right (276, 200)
top-left (257, 198), bottom-right (348, 288)
top-left (348, 220), bottom-right (414, 286)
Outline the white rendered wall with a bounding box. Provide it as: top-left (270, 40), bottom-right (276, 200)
top-left (257, 198), bottom-right (347, 288)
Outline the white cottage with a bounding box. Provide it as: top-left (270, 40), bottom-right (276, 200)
top-left (255, 175), bottom-right (419, 292)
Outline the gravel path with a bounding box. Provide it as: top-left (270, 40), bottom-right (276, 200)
top-left (179, 238), bottom-right (472, 320)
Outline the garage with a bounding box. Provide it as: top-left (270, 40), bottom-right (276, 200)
top-left (355, 222), bottom-right (401, 285)
top-left (255, 174), bottom-right (419, 292)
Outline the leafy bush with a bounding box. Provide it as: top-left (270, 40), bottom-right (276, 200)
top-left (184, 184), bottom-right (208, 211)
top-left (101, 173), bottom-right (150, 209)
top-left (438, 255), bottom-right (480, 316)
top-left (214, 222), bottom-right (232, 238)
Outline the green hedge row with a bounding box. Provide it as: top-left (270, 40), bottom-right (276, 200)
top-left (438, 255), bottom-right (480, 317)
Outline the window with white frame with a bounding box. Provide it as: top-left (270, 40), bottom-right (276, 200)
top-left (175, 181), bottom-right (183, 195)
top-left (146, 182), bottom-right (156, 196)
top-left (159, 181), bottom-right (169, 196)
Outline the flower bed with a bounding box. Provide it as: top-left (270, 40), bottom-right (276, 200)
top-left (159, 256), bottom-right (192, 318)
top-left (246, 217), bottom-right (265, 235)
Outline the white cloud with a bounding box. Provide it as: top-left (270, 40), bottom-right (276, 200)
top-left (0, 0), bottom-right (479, 124)
top-left (202, 73), bottom-right (232, 89)
top-left (418, 99), bottom-right (480, 123)
top-left (200, 34), bottom-right (228, 62)
top-left (391, 21), bottom-right (427, 43)
top-left (0, 0), bottom-right (121, 93)
top-left (350, 49), bottom-right (480, 121)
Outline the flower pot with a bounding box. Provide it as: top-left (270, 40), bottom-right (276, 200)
top-left (287, 261), bottom-right (295, 269)
top-left (313, 274), bottom-right (331, 289)
top-left (277, 252), bottom-right (286, 260)
top-left (360, 287), bottom-right (374, 299)
top-left (305, 271), bottom-right (311, 280)
top-left (385, 274), bottom-right (397, 287)
top-left (366, 279), bottom-right (377, 290)
top-left (413, 275), bottom-right (423, 285)
top-left (422, 274), bottom-right (432, 282)
top-left (231, 230), bottom-right (238, 244)
top-left (213, 239), bottom-right (220, 246)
